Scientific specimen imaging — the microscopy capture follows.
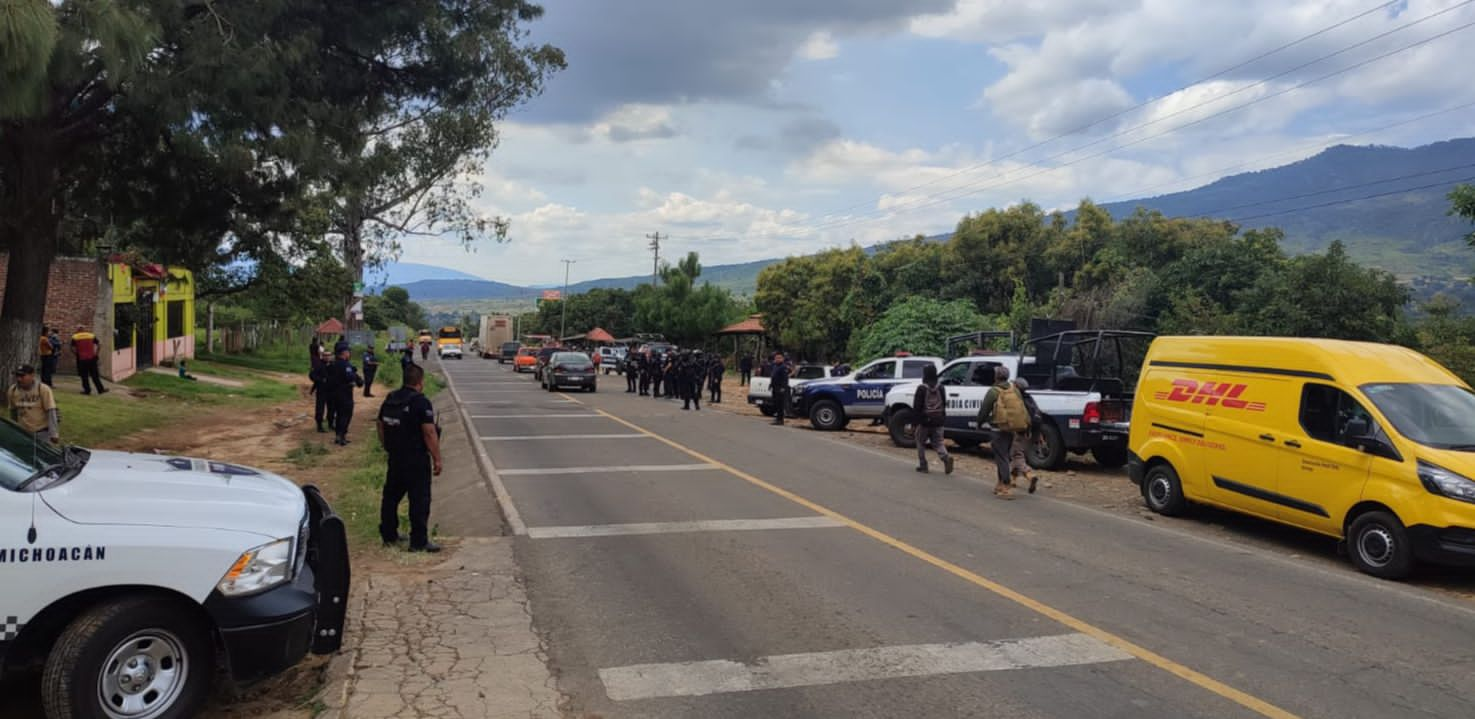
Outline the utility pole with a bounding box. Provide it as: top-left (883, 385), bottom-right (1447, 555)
top-left (560, 259), bottom-right (576, 341)
top-left (646, 232), bottom-right (666, 285)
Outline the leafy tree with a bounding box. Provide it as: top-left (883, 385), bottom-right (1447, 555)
top-left (1412, 294), bottom-right (1475, 383)
top-left (1452, 184), bottom-right (1475, 247)
top-left (1246, 241), bottom-right (1409, 340)
top-left (363, 286), bottom-right (427, 331)
top-left (633, 252), bottom-right (742, 345)
top-left (850, 297), bottom-right (987, 361)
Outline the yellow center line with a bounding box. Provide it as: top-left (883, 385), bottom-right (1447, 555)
top-left (593, 407), bottom-right (1300, 719)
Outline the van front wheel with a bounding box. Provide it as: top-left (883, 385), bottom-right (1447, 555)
top-left (1142, 463), bottom-right (1187, 516)
top-left (1348, 511), bottom-right (1414, 580)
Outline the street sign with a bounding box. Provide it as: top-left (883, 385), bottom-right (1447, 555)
top-left (353, 281), bottom-right (365, 294)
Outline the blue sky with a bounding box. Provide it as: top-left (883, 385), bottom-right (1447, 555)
top-left (396, 0), bottom-right (1475, 285)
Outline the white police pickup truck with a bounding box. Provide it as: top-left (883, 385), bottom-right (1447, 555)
top-left (746, 364), bottom-right (838, 417)
top-left (0, 420), bottom-right (349, 719)
top-left (794, 355), bottom-right (944, 431)
top-left (880, 331), bottom-right (1152, 469)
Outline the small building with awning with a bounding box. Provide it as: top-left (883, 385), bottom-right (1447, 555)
top-left (715, 314), bottom-right (767, 359)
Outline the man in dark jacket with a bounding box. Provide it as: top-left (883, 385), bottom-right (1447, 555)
top-left (769, 353), bottom-right (790, 426)
top-left (324, 342), bottom-right (364, 446)
top-left (739, 354), bottom-right (753, 385)
top-left (682, 352), bottom-right (703, 411)
top-left (377, 363), bottom-right (443, 553)
top-left (708, 355), bottom-right (724, 403)
top-left (913, 364), bottom-right (953, 474)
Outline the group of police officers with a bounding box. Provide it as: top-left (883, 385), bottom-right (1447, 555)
top-left (622, 349), bottom-right (725, 410)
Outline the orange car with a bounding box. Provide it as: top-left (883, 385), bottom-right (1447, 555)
top-left (514, 347), bottom-right (538, 373)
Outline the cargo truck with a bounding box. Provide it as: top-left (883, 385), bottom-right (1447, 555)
top-left (479, 315), bottom-right (516, 360)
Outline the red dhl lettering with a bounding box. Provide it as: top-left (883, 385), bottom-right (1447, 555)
top-left (1153, 379), bottom-right (1266, 412)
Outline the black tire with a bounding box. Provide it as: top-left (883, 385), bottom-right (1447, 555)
top-left (588, 384), bottom-right (597, 393)
top-left (1027, 422), bottom-right (1067, 470)
top-left (1348, 510), bottom-right (1414, 579)
top-left (1141, 462), bottom-right (1188, 517)
top-left (757, 403), bottom-right (777, 417)
top-left (43, 596), bottom-right (213, 719)
top-left (809, 399), bottom-right (847, 431)
top-left (546, 380), bottom-right (557, 392)
top-left (1092, 445), bottom-right (1129, 469)
top-left (887, 408), bottom-right (918, 448)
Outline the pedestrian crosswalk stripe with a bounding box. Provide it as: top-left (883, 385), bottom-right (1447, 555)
top-left (497, 464), bottom-right (721, 476)
top-left (599, 633), bottom-right (1133, 701)
top-left (526, 516), bottom-right (844, 539)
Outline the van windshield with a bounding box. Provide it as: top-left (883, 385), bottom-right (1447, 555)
top-left (0, 419), bottom-right (65, 491)
top-left (1362, 383), bottom-right (1475, 450)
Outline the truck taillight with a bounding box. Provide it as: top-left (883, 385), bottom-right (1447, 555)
top-left (1083, 401), bottom-right (1101, 425)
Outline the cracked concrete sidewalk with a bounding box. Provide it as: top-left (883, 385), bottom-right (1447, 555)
top-left (315, 368), bottom-right (561, 719)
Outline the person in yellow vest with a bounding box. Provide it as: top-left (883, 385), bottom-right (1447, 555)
top-left (71, 325), bottom-right (107, 395)
top-left (8, 364), bottom-right (60, 444)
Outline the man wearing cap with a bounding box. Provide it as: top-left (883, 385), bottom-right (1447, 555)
top-left (38, 326), bottom-right (59, 387)
top-left (324, 341), bottom-right (364, 446)
top-left (8, 365), bottom-right (60, 444)
top-left (70, 325), bottom-right (106, 395)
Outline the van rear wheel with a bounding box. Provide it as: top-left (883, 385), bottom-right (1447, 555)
top-left (1142, 463), bottom-right (1187, 516)
top-left (1348, 510), bottom-right (1414, 580)
top-left (42, 596), bottom-right (213, 719)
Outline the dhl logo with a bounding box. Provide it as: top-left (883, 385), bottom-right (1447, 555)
top-left (1153, 379), bottom-right (1266, 412)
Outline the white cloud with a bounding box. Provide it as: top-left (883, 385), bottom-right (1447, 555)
top-left (590, 104), bottom-right (679, 143)
top-left (797, 31), bottom-right (840, 61)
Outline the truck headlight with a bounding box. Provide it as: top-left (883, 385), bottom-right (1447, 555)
top-left (1417, 461), bottom-right (1475, 504)
top-left (217, 538), bottom-right (294, 596)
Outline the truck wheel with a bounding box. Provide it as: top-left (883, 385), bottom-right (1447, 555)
top-left (809, 399), bottom-right (848, 431)
top-left (1092, 446), bottom-right (1129, 469)
top-left (1348, 510), bottom-right (1414, 579)
top-left (886, 408), bottom-right (918, 448)
top-left (1142, 463), bottom-right (1187, 516)
top-left (43, 596), bottom-right (213, 719)
top-left (1027, 422), bottom-right (1067, 470)
top-left (757, 404), bottom-right (777, 417)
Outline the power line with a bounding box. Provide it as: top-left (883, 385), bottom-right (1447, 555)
top-left (804, 1), bottom-right (1406, 225)
top-left (801, 13), bottom-right (1475, 236)
top-left (645, 232), bottom-right (665, 285)
top-left (1188, 162), bottom-right (1475, 218)
top-left (1225, 174), bottom-right (1475, 223)
top-left (1093, 100), bottom-right (1475, 205)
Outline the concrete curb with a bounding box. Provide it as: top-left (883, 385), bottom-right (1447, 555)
top-left (438, 359), bottom-right (527, 536)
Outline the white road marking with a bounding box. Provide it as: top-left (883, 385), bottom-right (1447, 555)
top-left (481, 433), bottom-right (648, 441)
top-left (497, 464), bottom-right (721, 476)
top-left (469, 413), bottom-right (604, 419)
top-left (527, 516), bottom-right (845, 539)
top-left (599, 633), bottom-right (1133, 701)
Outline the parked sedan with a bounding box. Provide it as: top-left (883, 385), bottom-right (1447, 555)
top-left (542, 352), bottom-right (597, 392)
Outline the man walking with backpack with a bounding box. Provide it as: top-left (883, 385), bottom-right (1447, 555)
top-left (913, 365), bottom-right (953, 474)
top-left (979, 365), bottom-right (1032, 498)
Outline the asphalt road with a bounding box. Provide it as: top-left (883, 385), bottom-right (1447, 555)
top-left (442, 359), bottom-right (1475, 719)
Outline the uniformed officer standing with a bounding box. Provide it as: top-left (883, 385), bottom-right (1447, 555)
top-left (682, 352), bottom-right (702, 411)
top-left (625, 352), bottom-right (639, 393)
top-left (377, 364), bottom-right (443, 553)
top-left (325, 342), bottom-right (364, 446)
top-left (770, 352), bottom-right (791, 426)
top-left (310, 353), bottom-right (333, 433)
top-left (637, 353), bottom-right (651, 395)
top-left (362, 346), bottom-right (380, 398)
top-left (649, 352), bottom-right (664, 398)
top-left (707, 355), bottom-right (724, 403)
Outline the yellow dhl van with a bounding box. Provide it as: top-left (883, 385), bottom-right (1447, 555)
top-left (1128, 336), bottom-right (1475, 579)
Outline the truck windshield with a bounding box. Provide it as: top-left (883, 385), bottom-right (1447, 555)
top-left (1361, 383), bottom-right (1475, 450)
top-left (0, 419), bottom-right (65, 491)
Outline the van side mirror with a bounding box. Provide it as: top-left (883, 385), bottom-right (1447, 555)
top-left (1343, 417), bottom-right (1398, 460)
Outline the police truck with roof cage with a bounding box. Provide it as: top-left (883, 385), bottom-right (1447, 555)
top-left (881, 329), bottom-right (1153, 469)
top-left (0, 420), bottom-right (349, 719)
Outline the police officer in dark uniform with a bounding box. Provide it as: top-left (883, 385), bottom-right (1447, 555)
top-left (650, 352), bottom-right (664, 398)
top-left (708, 355), bottom-right (724, 404)
top-left (362, 346), bottom-right (380, 398)
top-left (770, 352), bottom-right (791, 426)
top-left (636, 353), bottom-right (650, 396)
top-left (310, 357), bottom-right (331, 433)
top-left (325, 342), bottom-right (364, 446)
top-left (377, 363), bottom-right (443, 553)
top-left (682, 352), bottom-right (702, 411)
top-left (625, 352), bottom-right (639, 393)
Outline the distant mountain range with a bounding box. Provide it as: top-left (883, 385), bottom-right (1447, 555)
top-left (395, 138), bottom-right (1475, 302)
top-left (370, 262), bottom-right (487, 288)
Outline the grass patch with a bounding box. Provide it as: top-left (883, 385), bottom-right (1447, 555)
top-left (285, 440), bottom-right (330, 468)
top-left (199, 342), bottom-right (308, 375)
top-left (55, 370), bottom-right (298, 447)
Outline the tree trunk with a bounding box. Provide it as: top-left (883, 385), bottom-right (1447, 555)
top-left (206, 302), bottom-right (215, 354)
top-left (340, 201), bottom-right (365, 331)
top-left (0, 122), bottom-right (62, 384)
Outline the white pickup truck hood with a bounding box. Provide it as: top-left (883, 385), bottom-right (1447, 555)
top-left (39, 450), bottom-right (304, 541)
